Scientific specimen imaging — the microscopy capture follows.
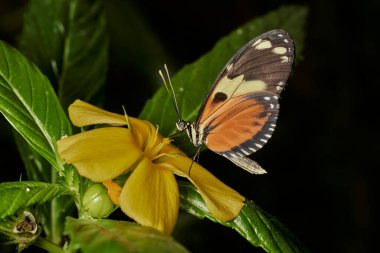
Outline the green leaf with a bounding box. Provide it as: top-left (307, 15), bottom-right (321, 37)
top-left (13, 131), bottom-right (51, 183)
top-left (139, 5), bottom-right (308, 152)
top-left (0, 182), bottom-right (72, 220)
top-left (178, 181), bottom-right (309, 253)
top-left (0, 40), bottom-right (71, 171)
top-left (65, 217), bottom-right (190, 253)
top-left (17, 0), bottom-right (67, 87)
top-left (18, 0), bottom-right (108, 108)
top-left (15, 1), bottom-right (106, 242)
top-left (12, 109), bottom-right (77, 245)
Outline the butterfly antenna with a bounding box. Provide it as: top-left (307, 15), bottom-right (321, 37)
top-left (159, 65), bottom-right (182, 120)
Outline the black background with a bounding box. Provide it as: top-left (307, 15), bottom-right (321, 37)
top-left (1, 0), bottom-right (379, 252)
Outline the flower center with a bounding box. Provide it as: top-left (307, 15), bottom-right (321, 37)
top-left (143, 126), bottom-right (172, 162)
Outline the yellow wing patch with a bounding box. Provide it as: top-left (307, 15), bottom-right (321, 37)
top-left (213, 75), bottom-right (267, 99)
top-left (213, 75), bottom-right (244, 99)
top-left (253, 39), bottom-right (272, 50)
top-left (233, 80), bottom-right (267, 97)
top-left (272, 47), bottom-right (287, 54)
top-left (198, 75), bottom-right (268, 124)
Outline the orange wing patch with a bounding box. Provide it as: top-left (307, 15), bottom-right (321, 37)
top-left (204, 93), bottom-right (278, 156)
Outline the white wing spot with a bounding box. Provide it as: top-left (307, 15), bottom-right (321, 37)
top-left (284, 39), bottom-right (289, 43)
top-left (231, 153), bottom-right (238, 158)
top-left (255, 143), bottom-right (263, 148)
top-left (276, 86), bottom-right (282, 91)
top-left (280, 56), bottom-right (289, 63)
top-left (278, 34), bottom-right (284, 37)
top-left (270, 103), bottom-right (274, 109)
top-left (255, 40), bottom-right (272, 50)
top-left (260, 139), bottom-right (268, 143)
top-left (226, 63), bottom-right (234, 71)
top-left (270, 124), bottom-right (276, 127)
top-left (273, 95), bottom-right (279, 99)
top-left (265, 134), bottom-right (272, 138)
top-left (241, 149), bottom-right (249, 155)
top-left (278, 81), bottom-right (285, 86)
top-left (264, 96), bottom-right (271, 101)
top-left (269, 128), bottom-right (275, 131)
top-left (249, 147), bottom-right (257, 152)
top-left (272, 47), bottom-right (287, 54)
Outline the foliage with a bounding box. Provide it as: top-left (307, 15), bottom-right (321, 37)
top-left (0, 1), bottom-right (308, 252)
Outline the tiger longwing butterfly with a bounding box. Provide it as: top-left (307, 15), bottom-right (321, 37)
top-left (161, 29), bottom-right (294, 174)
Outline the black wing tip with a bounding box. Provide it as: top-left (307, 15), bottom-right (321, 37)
top-left (268, 29), bottom-right (291, 35)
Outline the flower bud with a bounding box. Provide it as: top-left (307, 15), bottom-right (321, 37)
top-left (82, 184), bottom-right (114, 218)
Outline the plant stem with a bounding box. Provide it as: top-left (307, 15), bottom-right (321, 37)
top-left (50, 167), bottom-right (61, 244)
top-left (34, 237), bottom-right (64, 253)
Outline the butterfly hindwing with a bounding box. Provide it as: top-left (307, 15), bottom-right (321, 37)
top-left (205, 92), bottom-right (278, 157)
top-left (196, 29), bottom-right (294, 157)
top-left (227, 156), bottom-right (267, 174)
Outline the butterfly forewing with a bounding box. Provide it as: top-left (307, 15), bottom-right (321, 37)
top-left (196, 29), bottom-right (294, 158)
top-left (225, 29), bottom-right (294, 95)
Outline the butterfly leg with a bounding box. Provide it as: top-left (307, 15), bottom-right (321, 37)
top-left (188, 146), bottom-right (202, 177)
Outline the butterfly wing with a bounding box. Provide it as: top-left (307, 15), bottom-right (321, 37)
top-left (227, 156), bottom-right (267, 174)
top-left (196, 29), bottom-right (294, 158)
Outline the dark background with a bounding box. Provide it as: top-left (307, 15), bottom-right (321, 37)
top-left (1, 0), bottom-right (378, 252)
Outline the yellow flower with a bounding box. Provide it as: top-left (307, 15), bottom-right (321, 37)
top-left (57, 100), bottom-right (245, 234)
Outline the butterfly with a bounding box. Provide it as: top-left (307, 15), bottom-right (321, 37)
top-left (161, 29), bottom-right (294, 174)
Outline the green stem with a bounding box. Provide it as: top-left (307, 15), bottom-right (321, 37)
top-left (50, 168), bottom-right (60, 244)
top-left (33, 237), bottom-right (64, 253)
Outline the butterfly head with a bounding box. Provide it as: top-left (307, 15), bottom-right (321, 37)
top-left (175, 120), bottom-right (188, 132)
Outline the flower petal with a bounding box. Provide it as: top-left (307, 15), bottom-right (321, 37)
top-left (120, 157), bottom-right (179, 234)
top-left (69, 99), bottom-right (127, 127)
top-left (68, 100), bottom-right (163, 152)
top-left (127, 117), bottom-right (154, 150)
top-left (58, 127), bottom-right (142, 182)
top-left (128, 117), bottom-right (166, 152)
top-left (163, 150), bottom-right (245, 222)
top-left (103, 180), bottom-right (122, 205)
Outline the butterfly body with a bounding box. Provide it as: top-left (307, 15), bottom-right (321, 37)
top-left (172, 29), bottom-right (294, 174)
top-left (176, 121), bottom-right (205, 147)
